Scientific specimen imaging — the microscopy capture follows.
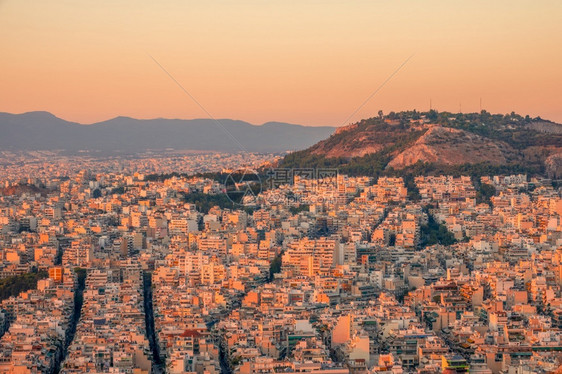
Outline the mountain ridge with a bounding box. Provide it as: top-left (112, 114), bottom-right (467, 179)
top-left (0, 111), bottom-right (336, 153)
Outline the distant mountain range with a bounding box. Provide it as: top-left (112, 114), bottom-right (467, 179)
top-left (280, 111), bottom-right (562, 178)
top-left (0, 111), bottom-right (335, 153)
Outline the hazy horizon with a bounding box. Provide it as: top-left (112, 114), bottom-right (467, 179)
top-left (1, 0), bottom-right (561, 126)
top-left (2, 108), bottom-right (560, 129)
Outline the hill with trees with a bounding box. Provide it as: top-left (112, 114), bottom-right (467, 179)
top-left (279, 110), bottom-right (562, 179)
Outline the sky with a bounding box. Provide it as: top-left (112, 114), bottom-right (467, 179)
top-left (1, 0), bottom-right (561, 126)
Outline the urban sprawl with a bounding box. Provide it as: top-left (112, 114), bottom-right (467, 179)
top-left (0, 153), bottom-right (561, 374)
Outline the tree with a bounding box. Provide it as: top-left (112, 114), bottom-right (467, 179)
top-left (428, 109), bottom-right (438, 122)
top-left (378, 110), bottom-right (384, 119)
top-left (476, 183), bottom-right (496, 206)
top-left (420, 206), bottom-right (456, 247)
top-left (92, 188), bottom-right (102, 199)
top-left (269, 252), bottom-right (283, 280)
top-left (0, 270), bottom-right (48, 301)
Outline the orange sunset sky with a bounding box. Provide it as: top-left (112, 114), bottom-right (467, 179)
top-left (1, 0), bottom-right (561, 126)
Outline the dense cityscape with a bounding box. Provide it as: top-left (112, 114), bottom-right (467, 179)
top-left (0, 153), bottom-right (561, 374)
top-left (3, 0), bottom-right (561, 372)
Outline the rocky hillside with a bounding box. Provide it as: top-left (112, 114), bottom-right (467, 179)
top-left (387, 125), bottom-right (517, 169)
top-left (280, 110), bottom-right (562, 178)
top-left (546, 153), bottom-right (562, 179)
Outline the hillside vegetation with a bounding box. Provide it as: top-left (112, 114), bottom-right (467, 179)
top-left (280, 110), bottom-right (562, 179)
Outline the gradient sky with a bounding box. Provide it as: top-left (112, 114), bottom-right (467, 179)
top-left (1, 0), bottom-right (561, 126)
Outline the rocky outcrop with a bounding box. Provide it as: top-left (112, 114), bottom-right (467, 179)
top-left (387, 126), bottom-right (514, 169)
top-left (309, 122), bottom-right (425, 159)
top-left (546, 152), bottom-right (562, 179)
